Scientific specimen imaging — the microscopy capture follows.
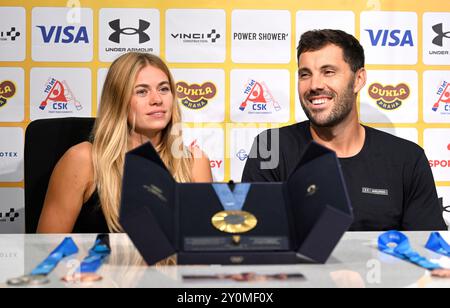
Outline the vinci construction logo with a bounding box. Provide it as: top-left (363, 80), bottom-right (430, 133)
top-left (0, 27), bottom-right (21, 42)
top-left (171, 29), bottom-right (221, 44)
top-left (368, 83), bottom-right (410, 110)
top-left (176, 82), bottom-right (217, 110)
top-left (432, 81), bottom-right (450, 114)
top-left (0, 81), bottom-right (16, 108)
top-left (239, 80), bottom-right (281, 115)
top-left (39, 78), bottom-right (82, 114)
top-left (0, 208), bottom-right (19, 223)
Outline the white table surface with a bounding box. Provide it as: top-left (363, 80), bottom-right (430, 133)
top-left (1, 232), bottom-right (450, 288)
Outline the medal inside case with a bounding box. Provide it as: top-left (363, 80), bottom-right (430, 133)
top-left (120, 141), bottom-right (354, 265)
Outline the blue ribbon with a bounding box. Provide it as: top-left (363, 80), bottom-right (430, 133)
top-left (212, 184), bottom-right (251, 211)
top-left (79, 234), bottom-right (111, 273)
top-left (378, 231), bottom-right (441, 271)
top-left (30, 237), bottom-right (79, 276)
top-left (426, 232), bottom-right (450, 257)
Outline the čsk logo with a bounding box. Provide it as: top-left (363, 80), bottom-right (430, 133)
top-left (432, 81), bottom-right (450, 113)
top-left (39, 78), bottom-right (82, 113)
top-left (239, 80), bottom-right (281, 114)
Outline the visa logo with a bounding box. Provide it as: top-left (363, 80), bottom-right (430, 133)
top-left (365, 29), bottom-right (414, 47)
top-left (36, 26), bottom-right (89, 43)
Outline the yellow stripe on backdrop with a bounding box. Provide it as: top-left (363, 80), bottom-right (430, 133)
top-left (0, 0), bottom-right (449, 190)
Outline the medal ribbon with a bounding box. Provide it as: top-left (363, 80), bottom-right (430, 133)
top-left (30, 237), bottom-right (79, 276)
top-left (212, 184), bottom-right (251, 211)
top-left (425, 232), bottom-right (450, 257)
top-left (78, 234), bottom-right (111, 273)
top-left (378, 231), bottom-right (441, 271)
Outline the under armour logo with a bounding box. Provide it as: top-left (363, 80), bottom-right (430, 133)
top-left (0, 209), bottom-right (20, 222)
top-left (109, 19), bottom-right (150, 44)
top-left (0, 27), bottom-right (21, 41)
top-left (432, 23), bottom-right (450, 47)
top-left (207, 29), bottom-right (221, 43)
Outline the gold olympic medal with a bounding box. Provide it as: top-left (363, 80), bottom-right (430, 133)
top-left (211, 211), bottom-right (257, 234)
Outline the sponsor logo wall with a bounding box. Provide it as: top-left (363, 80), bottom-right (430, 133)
top-left (0, 0), bottom-right (449, 233)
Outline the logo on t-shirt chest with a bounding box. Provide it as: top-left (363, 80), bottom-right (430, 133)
top-left (362, 187), bottom-right (389, 196)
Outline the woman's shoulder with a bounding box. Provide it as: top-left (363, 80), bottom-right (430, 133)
top-left (55, 142), bottom-right (94, 179)
top-left (63, 141), bottom-right (93, 166)
top-left (56, 142), bottom-right (95, 196)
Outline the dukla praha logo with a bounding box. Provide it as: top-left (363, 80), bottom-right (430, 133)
top-left (109, 19), bottom-right (150, 44)
top-left (239, 80), bottom-right (281, 115)
top-left (39, 78), bottom-right (82, 113)
top-left (0, 27), bottom-right (20, 41)
top-left (176, 82), bottom-right (217, 110)
top-left (0, 81), bottom-right (16, 108)
top-left (432, 81), bottom-right (450, 114)
top-left (368, 83), bottom-right (410, 110)
top-left (0, 208), bottom-right (19, 223)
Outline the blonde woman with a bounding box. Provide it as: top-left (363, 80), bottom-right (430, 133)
top-left (37, 52), bottom-right (213, 233)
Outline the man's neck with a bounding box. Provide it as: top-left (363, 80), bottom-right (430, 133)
top-left (309, 114), bottom-right (366, 158)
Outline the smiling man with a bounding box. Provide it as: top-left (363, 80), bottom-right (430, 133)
top-left (242, 29), bottom-right (446, 231)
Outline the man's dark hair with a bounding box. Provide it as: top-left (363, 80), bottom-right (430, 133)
top-left (297, 29), bottom-right (365, 73)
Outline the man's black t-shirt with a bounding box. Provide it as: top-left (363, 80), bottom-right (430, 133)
top-left (242, 121), bottom-right (447, 231)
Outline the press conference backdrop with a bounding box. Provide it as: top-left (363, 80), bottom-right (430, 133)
top-left (0, 0), bottom-right (449, 233)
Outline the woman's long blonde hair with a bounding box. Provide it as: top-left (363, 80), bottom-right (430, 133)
top-left (92, 52), bottom-right (192, 232)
